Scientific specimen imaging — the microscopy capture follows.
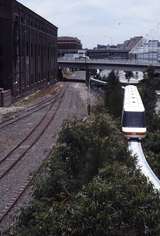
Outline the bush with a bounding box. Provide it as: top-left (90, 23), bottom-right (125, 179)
top-left (104, 71), bottom-right (123, 118)
top-left (139, 67), bottom-right (160, 181)
top-left (8, 112), bottom-right (160, 236)
top-left (7, 67), bottom-right (160, 235)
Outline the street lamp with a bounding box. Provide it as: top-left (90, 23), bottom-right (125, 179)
top-left (84, 57), bottom-right (91, 115)
top-left (87, 75), bottom-right (91, 115)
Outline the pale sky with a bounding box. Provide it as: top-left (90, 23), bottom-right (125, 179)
top-left (18, 0), bottom-right (160, 48)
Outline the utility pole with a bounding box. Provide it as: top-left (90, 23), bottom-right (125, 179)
top-left (87, 76), bottom-right (91, 115)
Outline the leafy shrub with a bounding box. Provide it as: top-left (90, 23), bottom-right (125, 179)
top-left (104, 71), bottom-right (123, 118)
top-left (9, 113), bottom-right (160, 236)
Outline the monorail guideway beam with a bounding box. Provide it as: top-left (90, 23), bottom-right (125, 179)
top-left (122, 85), bottom-right (160, 190)
top-left (129, 140), bottom-right (160, 191)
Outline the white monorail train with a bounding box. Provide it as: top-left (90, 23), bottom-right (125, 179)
top-left (122, 85), bottom-right (146, 139)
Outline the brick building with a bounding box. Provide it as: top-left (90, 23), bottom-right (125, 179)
top-left (0, 0), bottom-right (57, 97)
top-left (58, 36), bottom-right (82, 57)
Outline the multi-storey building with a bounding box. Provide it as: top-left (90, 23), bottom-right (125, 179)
top-left (123, 36), bottom-right (143, 50)
top-left (129, 38), bottom-right (160, 62)
top-left (87, 37), bottom-right (144, 60)
top-left (58, 36), bottom-right (82, 57)
top-left (0, 0), bottom-right (57, 97)
top-left (87, 48), bottom-right (129, 59)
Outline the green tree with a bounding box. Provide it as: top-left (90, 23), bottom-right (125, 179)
top-left (104, 70), bottom-right (123, 118)
top-left (138, 67), bottom-right (157, 131)
top-left (125, 71), bottom-right (133, 82)
top-left (139, 66), bottom-right (160, 191)
top-left (8, 113), bottom-right (160, 236)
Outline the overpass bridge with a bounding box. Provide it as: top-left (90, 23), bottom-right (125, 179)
top-left (58, 58), bottom-right (160, 73)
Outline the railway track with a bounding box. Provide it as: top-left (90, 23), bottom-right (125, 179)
top-left (0, 88), bottom-right (66, 225)
top-left (0, 86), bottom-right (61, 130)
top-left (0, 92), bottom-right (61, 179)
top-left (0, 148), bottom-right (53, 227)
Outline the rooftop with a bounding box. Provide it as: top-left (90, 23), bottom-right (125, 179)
top-left (124, 85), bottom-right (145, 112)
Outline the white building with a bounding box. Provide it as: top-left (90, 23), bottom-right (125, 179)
top-left (129, 38), bottom-right (160, 63)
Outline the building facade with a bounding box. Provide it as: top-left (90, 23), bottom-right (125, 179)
top-left (87, 48), bottom-right (129, 60)
top-left (122, 36), bottom-right (143, 50)
top-left (0, 0), bottom-right (57, 97)
top-left (58, 36), bottom-right (82, 57)
top-left (129, 38), bottom-right (160, 63)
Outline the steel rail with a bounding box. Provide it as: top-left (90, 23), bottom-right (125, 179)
top-left (0, 88), bottom-right (66, 225)
top-left (0, 92), bottom-right (60, 170)
top-left (0, 92), bottom-right (60, 130)
top-left (0, 91), bottom-right (65, 181)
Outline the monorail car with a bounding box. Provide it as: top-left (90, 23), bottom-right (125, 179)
top-left (122, 85), bottom-right (146, 139)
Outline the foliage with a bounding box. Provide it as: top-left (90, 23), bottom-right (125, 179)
top-left (125, 71), bottom-right (133, 81)
top-left (140, 66), bottom-right (160, 187)
top-left (138, 67), bottom-right (157, 131)
top-left (7, 67), bottom-right (160, 236)
top-left (8, 112), bottom-right (160, 236)
top-left (15, 165), bottom-right (160, 236)
top-left (143, 127), bottom-right (160, 178)
top-left (144, 132), bottom-right (160, 154)
top-left (104, 70), bottom-right (123, 118)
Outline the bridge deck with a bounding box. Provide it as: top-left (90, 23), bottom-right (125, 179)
top-left (58, 58), bottom-right (160, 72)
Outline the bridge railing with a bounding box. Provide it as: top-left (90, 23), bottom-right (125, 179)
top-left (58, 58), bottom-right (160, 67)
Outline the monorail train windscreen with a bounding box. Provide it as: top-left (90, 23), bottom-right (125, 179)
top-left (122, 112), bottom-right (145, 127)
